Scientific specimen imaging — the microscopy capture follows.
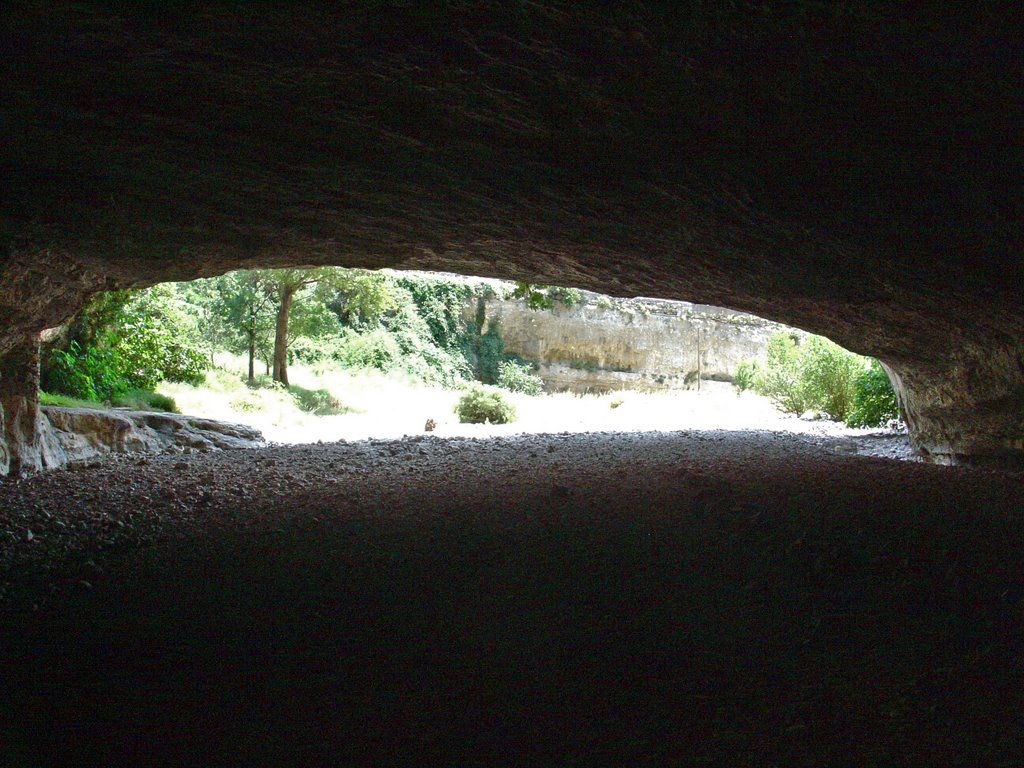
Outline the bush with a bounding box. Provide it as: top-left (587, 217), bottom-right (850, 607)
top-left (497, 359), bottom-right (543, 395)
top-left (734, 360), bottom-right (759, 392)
top-left (846, 360), bottom-right (901, 427)
top-left (750, 331), bottom-right (870, 422)
top-left (290, 385), bottom-right (352, 415)
top-left (797, 335), bottom-right (862, 422)
top-left (455, 384), bottom-right (517, 424)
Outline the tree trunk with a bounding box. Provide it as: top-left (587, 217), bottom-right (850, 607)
top-left (247, 331), bottom-right (256, 385)
top-left (272, 287), bottom-right (295, 387)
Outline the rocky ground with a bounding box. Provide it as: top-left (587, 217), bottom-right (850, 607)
top-left (1, 430), bottom-right (1022, 766)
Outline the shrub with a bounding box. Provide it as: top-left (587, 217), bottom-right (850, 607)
top-left (734, 360), bottom-right (759, 392)
top-left (455, 384), bottom-right (517, 424)
top-left (333, 328), bottom-right (402, 372)
top-left (846, 360), bottom-right (901, 427)
top-left (497, 359), bottom-right (543, 395)
top-left (751, 331), bottom-right (866, 422)
top-left (797, 335), bottom-right (862, 422)
top-left (290, 385), bottom-right (352, 415)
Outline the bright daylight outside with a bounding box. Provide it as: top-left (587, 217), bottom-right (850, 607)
top-left (38, 268), bottom-right (909, 461)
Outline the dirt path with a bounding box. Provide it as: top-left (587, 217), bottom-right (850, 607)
top-left (1, 432), bottom-right (1022, 766)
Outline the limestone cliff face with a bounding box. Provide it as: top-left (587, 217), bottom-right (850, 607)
top-left (479, 294), bottom-right (794, 394)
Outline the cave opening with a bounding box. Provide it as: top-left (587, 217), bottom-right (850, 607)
top-left (31, 266), bottom-right (913, 465)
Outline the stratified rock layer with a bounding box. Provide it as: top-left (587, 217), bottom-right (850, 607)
top-left (1, 2), bottom-right (1022, 468)
top-left (480, 292), bottom-right (793, 393)
top-left (39, 407), bottom-right (264, 472)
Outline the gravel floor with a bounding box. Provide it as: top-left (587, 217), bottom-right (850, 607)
top-left (1, 430), bottom-right (1022, 766)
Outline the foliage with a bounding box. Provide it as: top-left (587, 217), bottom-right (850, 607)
top-left (733, 360), bottom-right (759, 392)
top-left (797, 335), bottom-right (863, 422)
top-left (569, 358), bottom-right (599, 372)
top-left (497, 359), bottom-right (543, 395)
top-left (42, 286), bottom-right (208, 402)
top-left (455, 384), bottom-right (517, 424)
top-left (847, 359), bottom-right (901, 427)
top-left (512, 282), bottom-right (583, 310)
top-left (750, 332), bottom-right (815, 416)
top-left (289, 385), bottom-right (351, 415)
top-left (471, 319), bottom-right (505, 384)
top-left (746, 331), bottom-right (898, 425)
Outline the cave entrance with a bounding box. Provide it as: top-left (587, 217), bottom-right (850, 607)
top-left (36, 267), bottom-right (912, 464)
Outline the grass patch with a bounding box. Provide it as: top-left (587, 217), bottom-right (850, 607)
top-left (111, 389), bottom-right (178, 412)
top-left (39, 391), bottom-right (101, 408)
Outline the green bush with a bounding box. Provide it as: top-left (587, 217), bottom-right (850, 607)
top-left (750, 331), bottom-right (868, 422)
top-left (846, 360), bottom-right (901, 427)
top-left (41, 286), bottom-right (208, 402)
top-left (333, 328), bottom-right (403, 372)
top-left (290, 385), bottom-right (352, 415)
top-left (797, 335), bottom-right (862, 422)
top-left (496, 359), bottom-right (543, 395)
top-left (734, 359), bottom-right (759, 392)
top-left (455, 384), bottom-right (517, 424)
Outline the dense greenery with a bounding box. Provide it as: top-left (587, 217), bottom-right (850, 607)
top-left (737, 331), bottom-right (900, 427)
top-left (847, 360), bottom-right (901, 428)
top-left (42, 285), bottom-right (206, 403)
top-left (455, 384), bottom-right (517, 424)
top-left (42, 269), bottom-right (547, 406)
top-left (497, 359), bottom-right (543, 395)
top-left (44, 270), bottom-right (895, 432)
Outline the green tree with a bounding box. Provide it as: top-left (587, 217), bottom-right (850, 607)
top-left (267, 268), bottom-right (330, 387)
top-left (218, 271), bottom-right (277, 384)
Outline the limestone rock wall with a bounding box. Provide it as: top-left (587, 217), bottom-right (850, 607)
top-left (478, 293), bottom-right (795, 394)
top-left (35, 408), bottom-right (264, 473)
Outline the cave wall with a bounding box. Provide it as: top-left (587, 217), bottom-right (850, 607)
top-left (2, 2), bottom-right (1023, 469)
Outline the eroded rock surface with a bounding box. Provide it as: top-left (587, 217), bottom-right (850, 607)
top-left (37, 407), bottom-right (263, 471)
top-left (2, 3), bottom-right (1022, 467)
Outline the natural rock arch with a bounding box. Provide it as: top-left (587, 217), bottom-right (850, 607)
top-left (2, 2), bottom-right (1022, 472)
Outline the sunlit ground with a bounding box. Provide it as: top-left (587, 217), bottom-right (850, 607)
top-left (157, 354), bottom-right (900, 448)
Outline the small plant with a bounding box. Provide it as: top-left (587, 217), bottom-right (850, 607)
top-left (496, 359), bottom-right (543, 395)
top-left (609, 396), bottom-right (625, 409)
top-left (455, 384), bottom-right (517, 424)
top-left (569, 359), bottom-right (599, 372)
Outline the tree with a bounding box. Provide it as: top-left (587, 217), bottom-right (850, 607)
top-left (218, 271), bottom-right (277, 384)
top-left (268, 269), bottom-right (327, 386)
